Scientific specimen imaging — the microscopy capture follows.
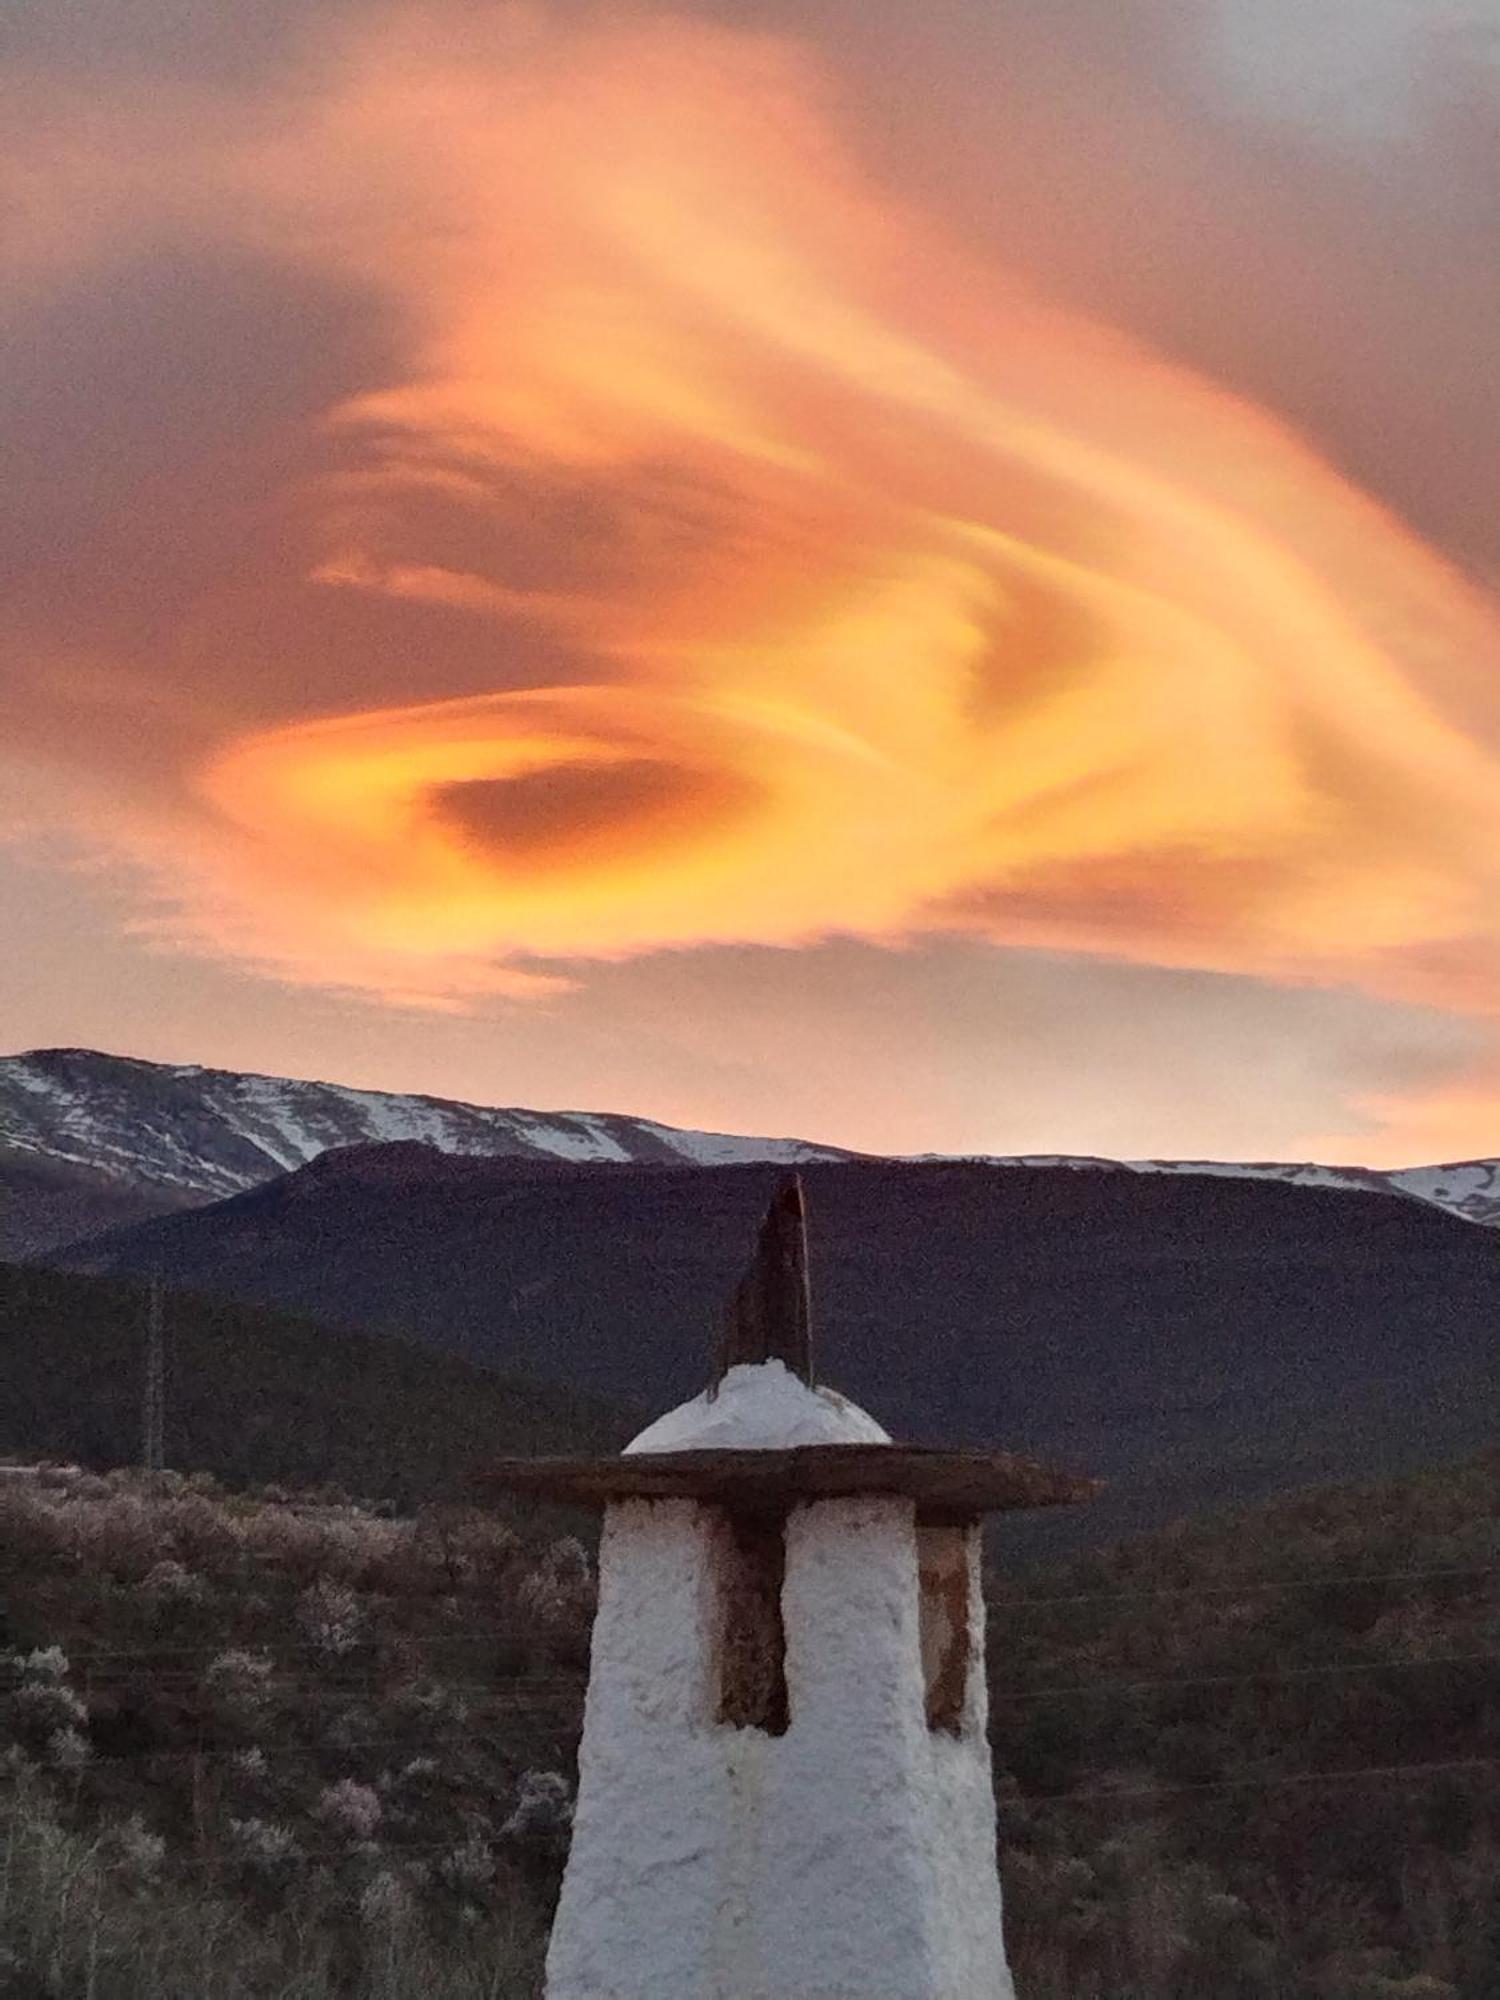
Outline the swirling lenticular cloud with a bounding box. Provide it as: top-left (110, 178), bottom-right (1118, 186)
top-left (11, 9), bottom-right (1500, 1046)
top-left (179, 11), bottom-right (1500, 1013)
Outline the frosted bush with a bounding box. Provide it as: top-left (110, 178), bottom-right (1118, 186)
top-left (297, 1578), bottom-right (365, 1658)
top-left (241, 1507), bottom-right (315, 1574)
top-left (86, 1491), bottom-right (160, 1576)
top-left (204, 1648), bottom-right (274, 1724)
top-left (158, 1492), bottom-right (239, 1566)
top-left (437, 1832), bottom-right (494, 1894)
top-left (323, 1703), bottom-right (379, 1752)
top-left (206, 1647), bottom-right (272, 1684)
top-left (20, 1645), bottom-right (69, 1680)
top-left (518, 1537), bottom-right (593, 1620)
top-left (546, 1537), bottom-right (591, 1590)
top-left (0, 1493), bottom-right (67, 1567)
top-left (317, 1777), bottom-right (383, 1841)
top-left (46, 1726), bottom-right (91, 1772)
top-left (359, 1869), bottom-right (415, 1930)
top-left (331, 1511), bottom-right (404, 1567)
top-left (142, 1557), bottom-right (209, 1605)
top-left (228, 1815), bottom-right (301, 1872)
top-left (113, 1812), bottom-right (166, 1877)
top-left (392, 1679), bottom-right (470, 1726)
top-left (246, 1504), bottom-right (399, 1585)
top-left (502, 1768), bottom-right (574, 1840)
top-left (14, 1673), bottom-right (87, 1734)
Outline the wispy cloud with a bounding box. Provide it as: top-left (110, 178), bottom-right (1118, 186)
top-left (4, 1), bottom-right (1500, 1157)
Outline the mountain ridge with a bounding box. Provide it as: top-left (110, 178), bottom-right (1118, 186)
top-left (942, 1149), bottom-right (1500, 1225)
top-left (6, 1046), bottom-right (1500, 1257)
top-left (0, 1046), bottom-right (854, 1253)
top-left (0, 1046), bottom-right (853, 1195)
top-left (50, 1147), bottom-right (1500, 1550)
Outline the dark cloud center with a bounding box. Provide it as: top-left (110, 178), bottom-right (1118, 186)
top-left (433, 759), bottom-right (759, 869)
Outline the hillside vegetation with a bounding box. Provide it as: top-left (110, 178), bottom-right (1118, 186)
top-left (55, 1152), bottom-right (1500, 1546)
top-left (989, 1450), bottom-right (1500, 1997)
top-left (0, 1261), bottom-right (633, 1504)
top-left (0, 1451), bottom-right (1494, 1996)
top-left (0, 1464), bottom-right (581, 1997)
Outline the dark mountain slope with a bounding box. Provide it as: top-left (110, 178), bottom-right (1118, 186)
top-left (0, 1147), bottom-right (196, 1260)
top-left (55, 1150), bottom-right (1500, 1543)
top-left (0, 1258), bottom-right (631, 1503)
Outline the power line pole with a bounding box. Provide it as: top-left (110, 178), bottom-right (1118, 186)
top-left (142, 1276), bottom-right (165, 1475)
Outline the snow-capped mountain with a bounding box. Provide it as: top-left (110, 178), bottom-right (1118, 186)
top-left (0, 1048), bottom-right (854, 1203)
top-left (1125, 1156), bottom-right (1500, 1226)
top-left (5, 1046), bottom-right (1500, 1238)
top-left (901, 1152), bottom-right (1500, 1228)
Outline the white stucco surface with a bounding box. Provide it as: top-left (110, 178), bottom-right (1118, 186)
top-left (623, 1359), bottom-right (891, 1454)
top-left (544, 1493), bottom-right (1014, 2000)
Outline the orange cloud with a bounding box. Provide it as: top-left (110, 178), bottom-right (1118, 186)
top-left (11, 7), bottom-right (1500, 1037)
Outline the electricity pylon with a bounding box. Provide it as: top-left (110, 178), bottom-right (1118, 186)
top-left (142, 1276), bottom-right (165, 1474)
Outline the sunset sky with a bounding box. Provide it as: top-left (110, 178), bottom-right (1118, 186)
top-left (4, 0), bottom-right (1500, 1162)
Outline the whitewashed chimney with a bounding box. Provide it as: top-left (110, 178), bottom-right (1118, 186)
top-left (481, 1178), bottom-right (1090, 2000)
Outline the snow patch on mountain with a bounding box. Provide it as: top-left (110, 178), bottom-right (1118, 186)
top-left (6, 1047), bottom-right (1500, 1232)
top-left (633, 1121), bottom-right (844, 1168)
top-left (1385, 1162), bottom-right (1500, 1223)
top-left (512, 1115), bottom-right (634, 1164)
top-left (0, 1049), bottom-right (850, 1201)
top-left (924, 1149), bottom-right (1500, 1228)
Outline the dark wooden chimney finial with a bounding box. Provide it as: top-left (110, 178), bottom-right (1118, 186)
top-left (712, 1174), bottom-right (814, 1391)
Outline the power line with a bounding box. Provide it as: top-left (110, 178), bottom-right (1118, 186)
top-left (4, 1557), bottom-right (1492, 1632)
top-left (0, 1826), bottom-right (562, 1876)
top-left (48, 1726), bottom-right (579, 1769)
top-left (23, 1646), bottom-right (1495, 1705)
top-left (17, 1558), bottom-right (1494, 1668)
top-left (1025, 1754), bottom-right (1500, 1808)
top-left (5, 1667), bottom-right (584, 1699)
top-left (6, 1477), bottom-right (1497, 1612)
top-left (34, 1724), bottom-right (612, 1773)
top-left (12, 1635), bottom-right (1500, 1702)
top-left (987, 1560), bottom-right (1500, 1613)
top-left (17, 1745), bottom-right (1499, 1814)
top-left (66, 1832), bottom-right (559, 1874)
top-left (0, 1631), bottom-right (591, 1664)
top-left (3, 1646), bottom-right (589, 1678)
top-left (140, 1277), bottom-right (165, 1476)
top-left (994, 1647), bottom-right (1500, 1705)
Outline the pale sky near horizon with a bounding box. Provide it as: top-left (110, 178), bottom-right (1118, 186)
top-left (4, 0), bottom-right (1500, 1162)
